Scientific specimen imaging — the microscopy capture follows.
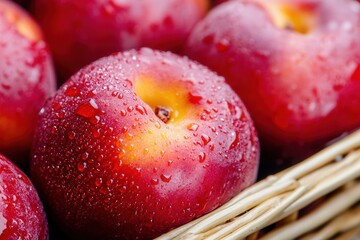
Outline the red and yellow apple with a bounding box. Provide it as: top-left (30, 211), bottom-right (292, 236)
top-left (184, 0), bottom-right (360, 164)
top-left (30, 48), bottom-right (259, 239)
top-left (32, 0), bottom-right (209, 82)
top-left (0, 154), bottom-right (48, 239)
top-left (0, 0), bottom-right (56, 167)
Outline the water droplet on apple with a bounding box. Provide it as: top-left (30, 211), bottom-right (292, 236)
top-left (151, 178), bottom-right (159, 185)
top-left (82, 152), bottom-right (89, 160)
top-left (92, 129), bottom-right (101, 138)
top-left (118, 109), bottom-right (126, 117)
top-left (1, 83), bottom-right (11, 90)
top-left (50, 126), bottom-right (57, 135)
top-left (135, 105), bottom-right (147, 115)
top-left (216, 38), bottom-right (230, 52)
top-left (143, 148), bottom-right (149, 154)
top-left (75, 99), bottom-right (99, 118)
top-left (229, 131), bottom-right (240, 150)
top-left (106, 178), bottom-right (114, 186)
top-left (89, 115), bottom-right (100, 125)
top-left (120, 186), bottom-right (127, 193)
top-left (65, 86), bottom-right (80, 97)
top-left (202, 34), bottom-right (214, 45)
top-left (77, 162), bottom-right (87, 172)
top-left (68, 132), bottom-right (75, 140)
top-left (52, 102), bottom-right (61, 111)
top-left (127, 106), bottom-right (134, 112)
top-left (187, 123), bottom-right (199, 131)
top-left (198, 152), bottom-right (206, 163)
top-left (160, 174), bottom-right (172, 183)
top-left (95, 178), bottom-right (103, 187)
top-left (189, 92), bottom-right (203, 104)
top-left (155, 121), bottom-right (161, 129)
top-left (201, 134), bottom-right (211, 146)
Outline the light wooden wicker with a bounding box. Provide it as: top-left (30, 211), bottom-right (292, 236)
top-left (157, 128), bottom-right (360, 240)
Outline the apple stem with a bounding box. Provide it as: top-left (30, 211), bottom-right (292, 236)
top-left (155, 106), bottom-right (172, 123)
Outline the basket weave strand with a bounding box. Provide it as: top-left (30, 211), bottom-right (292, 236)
top-left (157, 129), bottom-right (360, 240)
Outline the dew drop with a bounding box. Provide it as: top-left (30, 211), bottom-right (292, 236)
top-left (120, 186), bottom-right (127, 193)
top-left (52, 103), bottom-right (61, 111)
top-left (229, 131), bottom-right (240, 150)
top-left (68, 132), bottom-right (75, 140)
top-left (50, 126), bottom-right (57, 135)
top-left (198, 152), bottom-right (206, 163)
top-left (127, 106), bottom-right (134, 112)
top-left (160, 174), bottom-right (172, 183)
top-left (82, 152), bottom-right (89, 160)
top-left (120, 110), bottom-right (127, 116)
top-left (143, 148), bottom-right (149, 154)
top-left (187, 123), bottom-right (199, 131)
top-left (89, 115), bottom-right (100, 125)
top-left (216, 38), bottom-right (230, 52)
top-left (151, 178), bottom-right (159, 185)
top-left (106, 178), bottom-right (114, 186)
top-left (92, 129), bottom-right (101, 138)
top-left (75, 99), bottom-right (99, 118)
top-left (95, 178), bottom-right (103, 187)
top-left (155, 121), bottom-right (161, 129)
top-left (201, 134), bottom-right (211, 146)
top-left (77, 162), bottom-right (87, 172)
top-left (189, 92), bottom-right (203, 104)
top-left (1, 83), bottom-right (10, 90)
top-left (202, 34), bottom-right (214, 45)
top-left (65, 86), bottom-right (80, 97)
top-left (135, 105), bottom-right (147, 115)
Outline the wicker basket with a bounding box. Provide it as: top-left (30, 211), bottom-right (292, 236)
top-left (157, 129), bottom-right (360, 240)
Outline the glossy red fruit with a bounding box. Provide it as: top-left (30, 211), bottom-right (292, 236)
top-left (32, 0), bottom-right (209, 82)
top-left (0, 154), bottom-right (48, 239)
top-left (31, 48), bottom-right (259, 239)
top-left (185, 0), bottom-right (360, 164)
top-left (0, 0), bottom-right (56, 167)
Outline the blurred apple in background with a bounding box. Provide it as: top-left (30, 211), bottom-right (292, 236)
top-left (32, 0), bottom-right (209, 82)
top-left (0, 0), bottom-right (56, 168)
top-left (0, 154), bottom-right (48, 239)
top-left (31, 48), bottom-right (259, 239)
top-left (184, 0), bottom-right (360, 167)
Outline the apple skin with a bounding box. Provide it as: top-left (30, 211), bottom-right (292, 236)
top-left (184, 0), bottom-right (360, 164)
top-left (0, 0), bottom-right (56, 167)
top-left (0, 154), bottom-right (48, 239)
top-left (30, 48), bottom-right (259, 239)
top-left (32, 0), bottom-right (209, 82)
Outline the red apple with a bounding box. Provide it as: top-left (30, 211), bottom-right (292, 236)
top-left (0, 154), bottom-right (48, 239)
top-left (0, 0), bottom-right (56, 167)
top-left (30, 48), bottom-right (259, 239)
top-left (32, 0), bottom-right (209, 82)
top-left (184, 0), bottom-right (360, 164)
